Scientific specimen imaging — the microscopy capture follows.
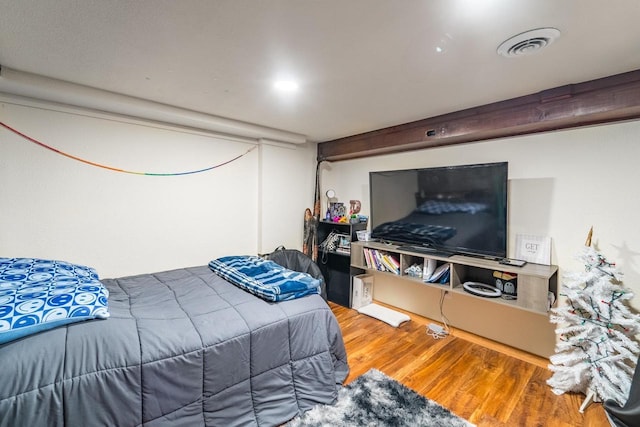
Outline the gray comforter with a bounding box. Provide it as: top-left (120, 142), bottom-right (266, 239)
top-left (0, 265), bottom-right (349, 426)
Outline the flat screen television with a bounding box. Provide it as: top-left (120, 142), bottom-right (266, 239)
top-left (369, 162), bottom-right (508, 259)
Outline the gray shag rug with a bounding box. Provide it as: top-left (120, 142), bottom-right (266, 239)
top-left (287, 368), bottom-right (475, 426)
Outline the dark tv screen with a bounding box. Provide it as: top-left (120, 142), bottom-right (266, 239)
top-left (369, 162), bottom-right (508, 258)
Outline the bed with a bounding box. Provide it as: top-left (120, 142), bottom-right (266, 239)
top-left (0, 261), bottom-right (349, 427)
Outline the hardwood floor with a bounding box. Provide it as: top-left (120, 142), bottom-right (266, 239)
top-left (330, 301), bottom-right (610, 427)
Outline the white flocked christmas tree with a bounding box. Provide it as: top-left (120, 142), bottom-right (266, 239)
top-left (548, 228), bottom-right (640, 411)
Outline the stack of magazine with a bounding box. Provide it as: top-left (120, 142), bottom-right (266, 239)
top-left (423, 263), bottom-right (450, 284)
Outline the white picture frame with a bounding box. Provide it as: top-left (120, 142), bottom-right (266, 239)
top-left (514, 234), bottom-right (552, 265)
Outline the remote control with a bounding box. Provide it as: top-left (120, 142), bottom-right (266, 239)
top-left (499, 258), bottom-right (527, 267)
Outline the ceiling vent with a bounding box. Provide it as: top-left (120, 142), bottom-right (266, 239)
top-left (497, 28), bottom-right (561, 58)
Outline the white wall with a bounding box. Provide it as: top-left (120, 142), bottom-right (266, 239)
top-left (259, 140), bottom-right (317, 254)
top-left (4, 91), bottom-right (638, 310)
top-left (0, 96), bottom-right (316, 278)
top-left (320, 120), bottom-right (640, 310)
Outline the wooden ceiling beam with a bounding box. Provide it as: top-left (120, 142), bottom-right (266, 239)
top-left (317, 69), bottom-right (640, 161)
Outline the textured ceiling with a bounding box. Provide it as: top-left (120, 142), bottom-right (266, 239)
top-left (1, 0), bottom-right (639, 142)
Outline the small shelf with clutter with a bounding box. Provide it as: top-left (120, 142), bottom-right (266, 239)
top-left (315, 191), bottom-right (368, 308)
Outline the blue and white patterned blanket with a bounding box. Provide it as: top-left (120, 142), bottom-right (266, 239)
top-left (0, 257), bottom-right (109, 344)
top-left (208, 255), bottom-right (321, 302)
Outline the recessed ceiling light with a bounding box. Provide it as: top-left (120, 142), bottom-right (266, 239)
top-left (274, 80), bottom-right (299, 92)
top-left (497, 28), bottom-right (561, 58)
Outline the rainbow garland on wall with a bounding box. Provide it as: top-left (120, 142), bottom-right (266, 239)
top-left (0, 121), bottom-right (257, 176)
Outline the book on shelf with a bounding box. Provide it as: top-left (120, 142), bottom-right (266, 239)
top-left (380, 255), bottom-right (397, 274)
top-left (363, 248), bottom-right (373, 269)
top-left (385, 254), bottom-right (400, 270)
top-left (371, 249), bottom-right (383, 271)
top-left (424, 263), bottom-right (450, 284)
top-left (363, 248), bottom-right (400, 274)
top-left (385, 255), bottom-right (401, 274)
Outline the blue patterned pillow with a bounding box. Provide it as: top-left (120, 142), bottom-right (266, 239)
top-left (0, 258), bottom-right (110, 344)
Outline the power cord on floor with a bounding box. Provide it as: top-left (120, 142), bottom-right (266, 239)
top-left (426, 322), bottom-right (449, 339)
top-left (426, 290), bottom-right (452, 339)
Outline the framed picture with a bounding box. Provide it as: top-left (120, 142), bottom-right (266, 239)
top-left (514, 234), bottom-right (551, 265)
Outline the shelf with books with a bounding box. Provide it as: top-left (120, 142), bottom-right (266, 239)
top-left (350, 240), bottom-right (560, 357)
top-left (352, 242), bottom-right (454, 292)
top-left (362, 247), bottom-right (400, 275)
top-left (350, 240), bottom-right (558, 314)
